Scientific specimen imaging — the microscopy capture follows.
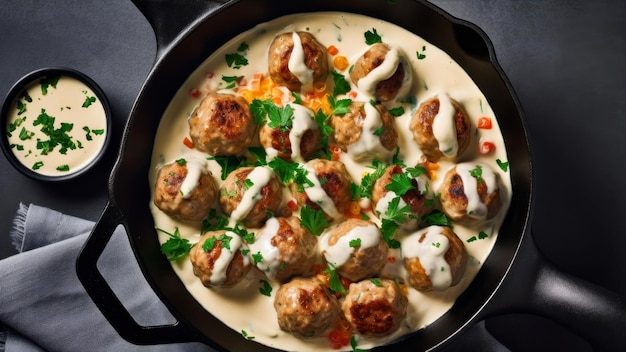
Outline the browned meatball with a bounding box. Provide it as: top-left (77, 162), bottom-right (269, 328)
top-left (219, 166), bottom-right (282, 228)
top-left (258, 103), bottom-right (321, 162)
top-left (438, 163), bottom-right (502, 224)
top-left (330, 101), bottom-right (397, 161)
top-left (409, 94), bottom-right (471, 162)
top-left (188, 92), bottom-right (257, 156)
top-left (372, 164), bottom-right (434, 227)
top-left (268, 31), bottom-right (329, 92)
top-left (290, 159), bottom-right (353, 220)
top-left (274, 277), bottom-right (342, 338)
top-left (248, 216), bottom-right (318, 282)
top-left (153, 159), bottom-right (217, 222)
top-left (350, 43), bottom-right (409, 102)
top-left (189, 230), bottom-right (251, 288)
top-left (341, 279), bottom-right (408, 337)
top-left (320, 218), bottom-right (388, 282)
top-left (401, 225), bottom-right (468, 291)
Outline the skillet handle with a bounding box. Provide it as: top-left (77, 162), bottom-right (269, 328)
top-left (482, 229), bottom-right (626, 351)
top-left (76, 200), bottom-right (198, 345)
top-left (131, 0), bottom-right (230, 61)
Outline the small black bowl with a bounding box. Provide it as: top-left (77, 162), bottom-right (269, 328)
top-left (1, 67), bottom-right (112, 182)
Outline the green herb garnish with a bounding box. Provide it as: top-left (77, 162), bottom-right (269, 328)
top-left (300, 206), bottom-right (329, 236)
top-left (364, 28), bottom-right (382, 45)
top-left (157, 227), bottom-right (193, 261)
top-left (324, 263), bottom-right (346, 294)
top-left (259, 279), bottom-right (272, 296)
top-left (82, 96), bottom-right (96, 108)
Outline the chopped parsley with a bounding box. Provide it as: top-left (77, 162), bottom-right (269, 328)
top-left (314, 109), bottom-right (334, 148)
top-left (423, 209), bottom-right (452, 227)
top-left (496, 159), bottom-right (509, 172)
top-left (324, 263), bottom-right (346, 294)
top-left (469, 165), bottom-right (484, 184)
top-left (32, 109), bottom-right (77, 155)
top-left (329, 96), bottom-right (352, 115)
top-left (388, 106), bottom-right (405, 117)
top-left (416, 45), bottom-right (427, 60)
top-left (32, 161), bottom-right (44, 170)
top-left (221, 75), bottom-right (243, 89)
top-left (82, 96), bottom-right (97, 108)
top-left (331, 70), bottom-right (351, 96)
top-left (225, 42), bottom-right (249, 69)
top-left (300, 206), bottom-right (329, 236)
top-left (259, 279), bottom-right (272, 296)
top-left (208, 154), bottom-right (247, 180)
top-left (241, 330), bottom-right (255, 340)
top-left (349, 238), bottom-right (362, 248)
top-left (364, 28), bottom-right (382, 45)
top-left (40, 75), bottom-right (60, 95)
top-left (385, 173), bottom-right (416, 196)
top-left (175, 158), bottom-right (186, 166)
top-left (369, 278), bottom-right (383, 287)
top-left (56, 164), bottom-right (70, 172)
top-left (157, 227), bottom-right (193, 261)
top-left (252, 251), bottom-right (264, 265)
top-left (202, 233), bottom-right (234, 252)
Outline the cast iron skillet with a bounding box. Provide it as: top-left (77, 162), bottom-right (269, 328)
top-left (76, 0), bottom-right (626, 351)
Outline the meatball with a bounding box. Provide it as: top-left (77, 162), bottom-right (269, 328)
top-left (330, 101), bottom-right (397, 162)
top-left (401, 225), bottom-right (468, 291)
top-left (342, 279), bottom-right (408, 337)
top-left (372, 164), bottom-right (434, 230)
top-left (268, 31), bottom-right (329, 92)
top-left (409, 94), bottom-right (471, 162)
top-left (219, 166), bottom-right (282, 228)
top-left (290, 159), bottom-right (353, 220)
top-left (248, 216), bottom-right (318, 282)
top-left (188, 92), bottom-right (257, 156)
top-left (274, 277), bottom-right (342, 338)
top-left (320, 218), bottom-right (388, 282)
top-left (190, 230), bottom-right (251, 288)
top-left (438, 162), bottom-right (503, 224)
top-left (153, 157), bottom-right (217, 222)
top-left (349, 43), bottom-right (411, 102)
top-left (259, 103), bottom-right (321, 162)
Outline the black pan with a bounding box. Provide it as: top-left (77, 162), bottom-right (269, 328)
top-left (76, 0), bottom-right (626, 351)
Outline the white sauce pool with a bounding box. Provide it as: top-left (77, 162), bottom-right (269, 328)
top-left (149, 12), bottom-right (512, 351)
top-left (5, 75), bottom-right (107, 176)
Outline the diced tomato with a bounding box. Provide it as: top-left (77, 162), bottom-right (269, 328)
top-left (477, 117), bottom-right (492, 129)
top-left (327, 45), bottom-right (339, 56)
top-left (286, 200), bottom-right (299, 212)
top-left (387, 256), bottom-right (397, 263)
top-left (183, 137), bottom-right (194, 149)
top-left (205, 72), bottom-right (214, 79)
top-left (189, 88), bottom-right (201, 98)
top-left (327, 328), bottom-right (351, 349)
top-left (480, 141), bottom-right (496, 154)
top-left (348, 91), bottom-right (358, 99)
top-left (330, 144), bottom-right (342, 161)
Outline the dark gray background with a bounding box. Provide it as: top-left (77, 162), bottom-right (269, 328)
top-left (1, 0), bottom-right (624, 351)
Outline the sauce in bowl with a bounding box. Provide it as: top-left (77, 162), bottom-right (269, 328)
top-left (1, 68), bottom-right (110, 180)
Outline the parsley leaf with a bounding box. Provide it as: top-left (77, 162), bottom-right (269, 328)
top-left (40, 75), bottom-right (60, 95)
top-left (423, 209), bottom-right (452, 227)
top-left (331, 70), bottom-right (351, 96)
top-left (364, 28), bottom-right (382, 45)
top-left (329, 96), bottom-right (352, 115)
top-left (202, 233), bottom-right (233, 252)
top-left (300, 206), bottom-right (329, 236)
top-left (469, 165), bottom-right (484, 184)
top-left (349, 238), bottom-right (362, 248)
top-left (82, 96), bottom-right (97, 108)
top-left (314, 109), bottom-right (334, 147)
top-left (221, 75), bottom-right (243, 89)
top-left (385, 173), bottom-right (415, 196)
top-left (496, 159), bottom-right (509, 172)
top-left (259, 279), bottom-right (272, 296)
top-left (267, 103), bottom-right (294, 131)
top-left (324, 263), bottom-right (346, 294)
top-left (208, 154), bottom-right (247, 180)
top-left (157, 227), bottom-right (193, 261)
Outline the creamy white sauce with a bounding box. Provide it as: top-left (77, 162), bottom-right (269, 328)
top-left (149, 12), bottom-right (513, 352)
top-left (346, 102), bottom-right (393, 162)
top-left (455, 162), bottom-right (498, 221)
top-left (303, 163), bottom-right (341, 219)
top-left (179, 155), bottom-right (209, 199)
top-left (5, 75), bottom-right (107, 176)
top-left (431, 93), bottom-right (458, 158)
top-left (288, 32), bottom-right (314, 90)
top-left (401, 226), bottom-right (452, 291)
top-left (354, 46), bottom-right (412, 100)
top-left (230, 166), bottom-right (274, 225)
top-left (320, 222), bottom-right (381, 267)
top-left (210, 231), bottom-right (247, 286)
top-left (248, 217), bottom-right (282, 279)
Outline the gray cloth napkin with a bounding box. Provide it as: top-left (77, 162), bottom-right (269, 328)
top-left (0, 203), bottom-right (509, 352)
top-left (0, 203), bottom-right (212, 352)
